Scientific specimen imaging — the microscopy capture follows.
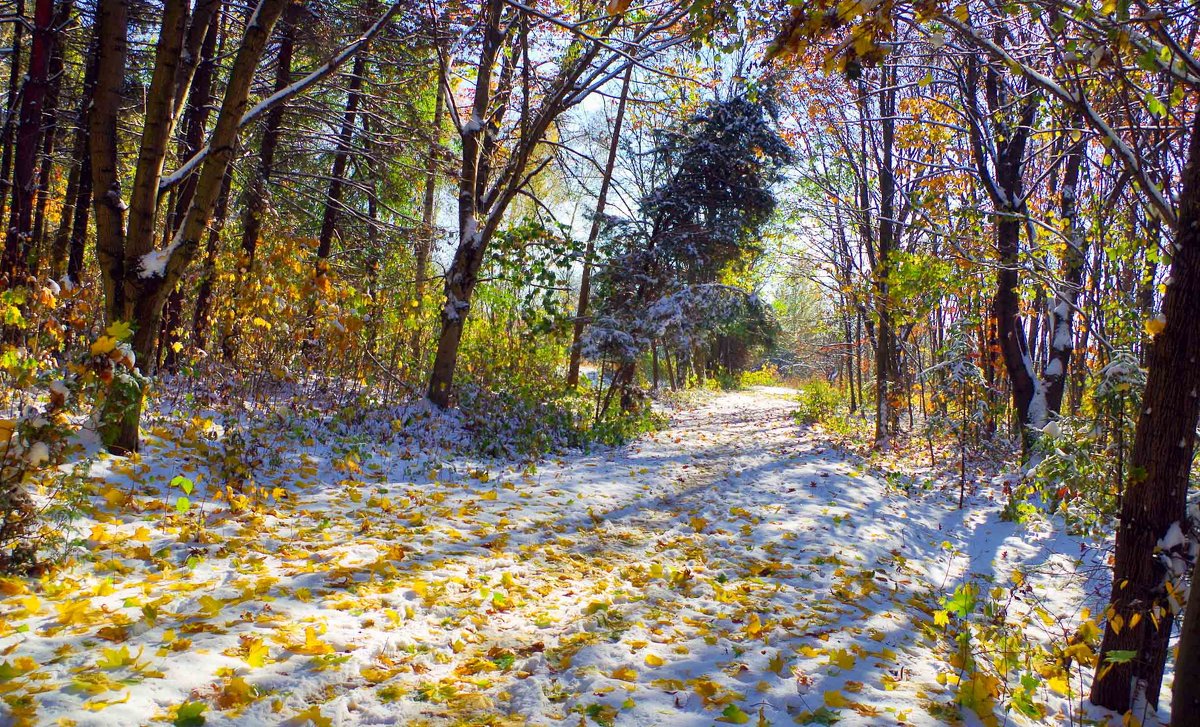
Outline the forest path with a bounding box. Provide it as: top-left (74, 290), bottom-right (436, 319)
top-left (0, 388), bottom-right (1090, 727)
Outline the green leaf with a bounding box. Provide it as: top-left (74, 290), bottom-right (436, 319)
top-left (175, 496), bottom-right (191, 515)
top-left (718, 704), bottom-right (751, 724)
top-left (944, 583), bottom-right (977, 618)
top-left (173, 700), bottom-right (207, 727)
top-left (0, 661), bottom-right (22, 681)
top-left (170, 475), bottom-right (194, 495)
top-left (1104, 649), bottom-right (1138, 664)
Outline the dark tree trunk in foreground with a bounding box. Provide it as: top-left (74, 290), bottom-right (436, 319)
top-left (89, 0), bottom-right (290, 453)
top-left (0, 0), bottom-right (25, 230)
top-left (872, 64), bottom-right (899, 449)
top-left (1092, 106), bottom-right (1200, 715)
top-left (28, 0), bottom-right (72, 276)
top-left (2, 0), bottom-right (56, 284)
top-left (1174, 551), bottom-right (1200, 724)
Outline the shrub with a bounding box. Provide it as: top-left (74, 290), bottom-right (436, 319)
top-left (738, 365), bottom-right (779, 388)
top-left (794, 379), bottom-right (842, 425)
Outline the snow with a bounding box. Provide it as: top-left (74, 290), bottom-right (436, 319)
top-left (0, 389), bottom-right (1141, 725)
top-left (1159, 522), bottom-right (1184, 552)
top-left (138, 238), bottom-right (183, 279)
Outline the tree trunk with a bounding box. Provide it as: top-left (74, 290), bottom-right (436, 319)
top-left (427, 0), bottom-right (506, 408)
top-left (991, 213), bottom-right (1035, 438)
top-left (27, 0), bottom-right (71, 276)
top-left (315, 52), bottom-right (367, 267)
top-left (412, 74), bottom-right (444, 360)
top-left (51, 29), bottom-right (98, 283)
top-left (239, 10), bottom-right (291, 270)
top-left (567, 64), bottom-right (632, 387)
top-left (160, 4), bottom-right (222, 370)
top-left (90, 0), bottom-right (289, 453)
top-left (1091, 105), bottom-right (1200, 714)
top-left (873, 64), bottom-right (899, 449)
top-left (0, 0), bottom-right (24, 229)
top-left (1041, 130), bottom-right (1085, 418)
top-left (1173, 551), bottom-right (1200, 724)
top-left (2, 0), bottom-right (55, 284)
top-left (122, 0), bottom-right (191, 279)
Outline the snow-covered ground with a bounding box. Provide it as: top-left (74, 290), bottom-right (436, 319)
top-left (0, 388), bottom-right (1128, 726)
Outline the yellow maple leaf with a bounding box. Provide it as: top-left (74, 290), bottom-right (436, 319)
top-left (1144, 315), bottom-right (1166, 336)
top-left (293, 705), bottom-right (332, 727)
top-left (824, 690), bottom-right (849, 708)
top-left (90, 336), bottom-right (118, 357)
top-left (105, 321), bottom-right (133, 341)
top-left (100, 487), bottom-right (127, 509)
top-left (245, 639), bottom-right (270, 668)
top-left (644, 653), bottom-right (665, 667)
top-left (292, 627), bottom-right (334, 655)
top-left (827, 648), bottom-right (855, 670)
top-left (82, 691), bottom-right (130, 711)
top-left (611, 666), bottom-right (638, 682)
top-left (55, 600), bottom-right (96, 627)
top-left (198, 595), bottom-right (223, 617)
top-left (1048, 675), bottom-right (1071, 695)
top-left (745, 613), bottom-right (766, 640)
top-left (216, 676), bottom-right (258, 709)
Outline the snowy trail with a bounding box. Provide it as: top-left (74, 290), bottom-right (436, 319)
top-left (0, 388), bottom-right (1095, 726)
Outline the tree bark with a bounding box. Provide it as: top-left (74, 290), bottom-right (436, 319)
top-left (51, 29), bottom-right (98, 283)
top-left (2, 0), bottom-right (56, 284)
top-left (1041, 129), bottom-right (1085, 418)
top-left (159, 4), bottom-right (222, 371)
top-left (427, 0), bottom-right (506, 407)
top-left (315, 52), bottom-right (367, 267)
top-left (873, 63), bottom-right (899, 449)
top-left (123, 0), bottom-right (190, 271)
top-left (964, 58), bottom-right (1039, 453)
top-left (0, 0), bottom-right (25, 229)
top-left (412, 73), bottom-right (445, 360)
top-left (27, 0), bottom-right (72, 276)
top-left (1092, 105), bottom-right (1200, 714)
top-left (567, 64), bottom-right (632, 387)
top-left (90, 0), bottom-right (130, 322)
top-left (90, 0), bottom-right (289, 453)
top-left (1173, 551), bottom-right (1200, 724)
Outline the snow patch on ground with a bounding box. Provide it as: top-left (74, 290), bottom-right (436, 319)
top-left (0, 388), bottom-right (1132, 725)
